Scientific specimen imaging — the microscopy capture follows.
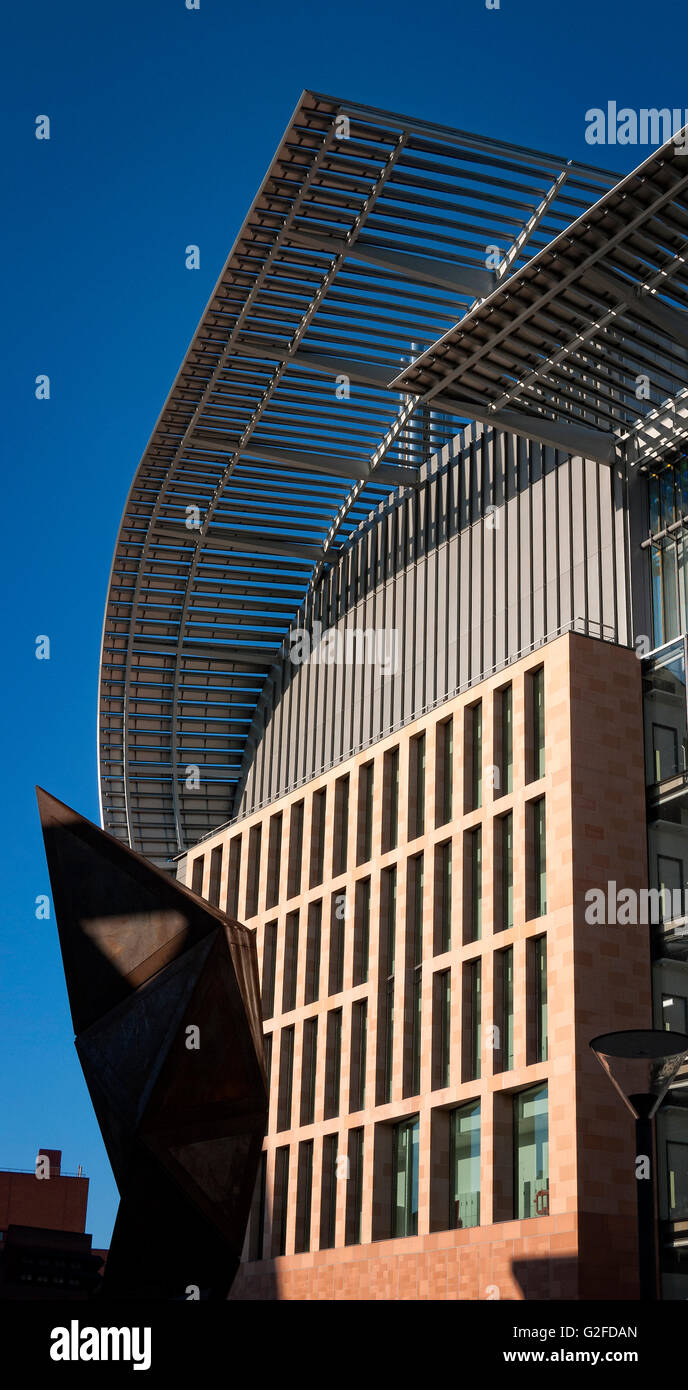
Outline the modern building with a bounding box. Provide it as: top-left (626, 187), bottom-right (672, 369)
top-left (98, 92), bottom-right (688, 1298)
top-left (0, 1149), bottom-right (104, 1299)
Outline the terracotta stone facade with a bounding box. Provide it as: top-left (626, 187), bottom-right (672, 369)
top-left (184, 631), bottom-right (651, 1300)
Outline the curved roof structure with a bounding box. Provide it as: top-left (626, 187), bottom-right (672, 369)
top-left (98, 90), bottom-right (614, 866)
top-left (395, 127), bottom-right (688, 469)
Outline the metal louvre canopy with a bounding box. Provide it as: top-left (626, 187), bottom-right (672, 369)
top-left (98, 89), bottom-right (615, 866)
top-left (394, 128), bottom-right (688, 469)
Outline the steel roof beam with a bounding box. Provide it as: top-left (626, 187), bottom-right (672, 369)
top-left (429, 392), bottom-right (616, 463)
top-left (132, 638), bottom-right (276, 667)
top-left (286, 228), bottom-right (495, 297)
top-left (584, 264), bottom-right (688, 350)
top-left (229, 337), bottom-right (396, 387)
top-left (241, 442), bottom-right (373, 481)
top-left (188, 431), bottom-right (366, 480)
top-left (186, 432), bottom-right (418, 487)
top-left (153, 522), bottom-right (323, 562)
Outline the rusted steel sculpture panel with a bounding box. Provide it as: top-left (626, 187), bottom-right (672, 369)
top-left (37, 788), bottom-right (267, 1300)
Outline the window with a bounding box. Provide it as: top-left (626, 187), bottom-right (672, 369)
top-left (349, 999), bottom-right (368, 1112)
top-left (528, 667), bottom-right (545, 782)
top-left (642, 642), bottom-right (687, 788)
top-left (663, 992), bottom-right (688, 1033)
top-left (407, 854), bottom-right (424, 1097)
top-left (465, 702), bottom-right (482, 811)
top-left (497, 812), bottom-right (513, 932)
top-left (450, 1101), bottom-right (480, 1230)
top-left (287, 800), bottom-right (304, 897)
top-left (435, 840), bottom-right (452, 953)
top-left (320, 1134), bottom-right (338, 1250)
top-left (295, 1141), bottom-right (313, 1253)
top-left (464, 828), bottom-right (482, 942)
top-left (383, 748), bottom-right (400, 852)
top-left (305, 901), bottom-right (322, 1004)
top-left (191, 856), bottom-right (204, 896)
top-left (353, 878), bottom-right (371, 985)
top-left (514, 1084), bottom-right (549, 1219)
top-left (392, 1116), bottom-right (419, 1238)
top-left (272, 1146), bottom-right (290, 1257)
top-left (263, 1032), bottom-right (273, 1091)
top-left (310, 789), bottom-right (327, 887)
top-left (357, 762), bottom-right (374, 865)
top-left (667, 1140), bottom-right (688, 1219)
top-left (345, 1129), bottom-right (364, 1246)
top-left (408, 733), bottom-right (426, 840)
top-left (226, 836), bottom-right (241, 917)
top-left (651, 538), bottom-right (681, 645)
top-left (465, 959), bottom-right (481, 1081)
top-left (527, 798), bottom-right (547, 919)
top-left (497, 947), bottom-right (514, 1072)
top-left (436, 717), bottom-right (453, 826)
top-left (324, 1009), bottom-right (342, 1120)
top-left (498, 684), bottom-right (513, 796)
top-left (649, 459), bottom-right (688, 536)
top-left (277, 1026), bottom-right (294, 1131)
top-left (378, 866), bottom-right (397, 1104)
top-left (208, 846), bottom-right (222, 906)
top-left (534, 936), bottom-right (548, 1063)
top-left (300, 1018), bottom-right (318, 1126)
top-left (328, 894), bottom-right (346, 995)
top-left (433, 969), bottom-right (451, 1090)
top-left (266, 813), bottom-right (282, 908)
top-left (282, 911), bottom-right (299, 1013)
top-left (653, 723), bottom-right (680, 782)
top-left (246, 826), bottom-right (262, 917)
top-left (333, 775), bottom-right (350, 878)
top-left (261, 923), bottom-right (277, 1019)
top-left (658, 855), bottom-right (684, 921)
top-left (647, 467), bottom-right (688, 644)
top-left (248, 1151), bottom-right (267, 1261)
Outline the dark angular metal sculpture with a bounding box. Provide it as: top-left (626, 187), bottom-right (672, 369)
top-left (36, 788), bottom-right (268, 1300)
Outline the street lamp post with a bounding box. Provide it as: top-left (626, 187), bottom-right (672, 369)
top-left (590, 1028), bottom-right (688, 1301)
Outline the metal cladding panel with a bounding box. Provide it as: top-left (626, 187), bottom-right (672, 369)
top-left (446, 531), bottom-right (459, 696)
top-left (616, 469), bottom-right (632, 648)
top-left (571, 457), bottom-right (588, 629)
top-left (558, 460), bottom-right (574, 632)
top-left (361, 590), bottom-right (374, 747)
top-left (332, 612), bottom-right (344, 768)
top-left (531, 456), bottom-right (545, 645)
top-left (586, 460), bottom-right (602, 636)
top-left (425, 548), bottom-right (439, 710)
top-left (233, 419), bottom-right (631, 821)
top-left (601, 477), bottom-right (617, 638)
top-left (544, 457), bottom-right (559, 636)
top-left (414, 550), bottom-right (427, 716)
top-left (387, 571), bottom-right (398, 735)
top-left (483, 519), bottom-right (495, 677)
top-left (494, 477), bottom-right (507, 674)
top-left (324, 619), bottom-right (337, 771)
top-left (470, 520), bottom-right (482, 681)
top-left (401, 564), bottom-right (413, 724)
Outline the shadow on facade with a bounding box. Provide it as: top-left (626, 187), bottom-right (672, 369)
top-left (512, 1255), bottom-right (581, 1302)
top-left (228, 1261), bottom-right (280, 1300)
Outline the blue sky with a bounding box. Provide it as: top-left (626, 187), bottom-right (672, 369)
top-left (1, 0), bottom-right (683, 1246)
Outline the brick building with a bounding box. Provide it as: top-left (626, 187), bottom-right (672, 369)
top-left (98, 94), bottom-right (688, 1298)
top-left (0, 1150), bottom-right (103, 1299)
